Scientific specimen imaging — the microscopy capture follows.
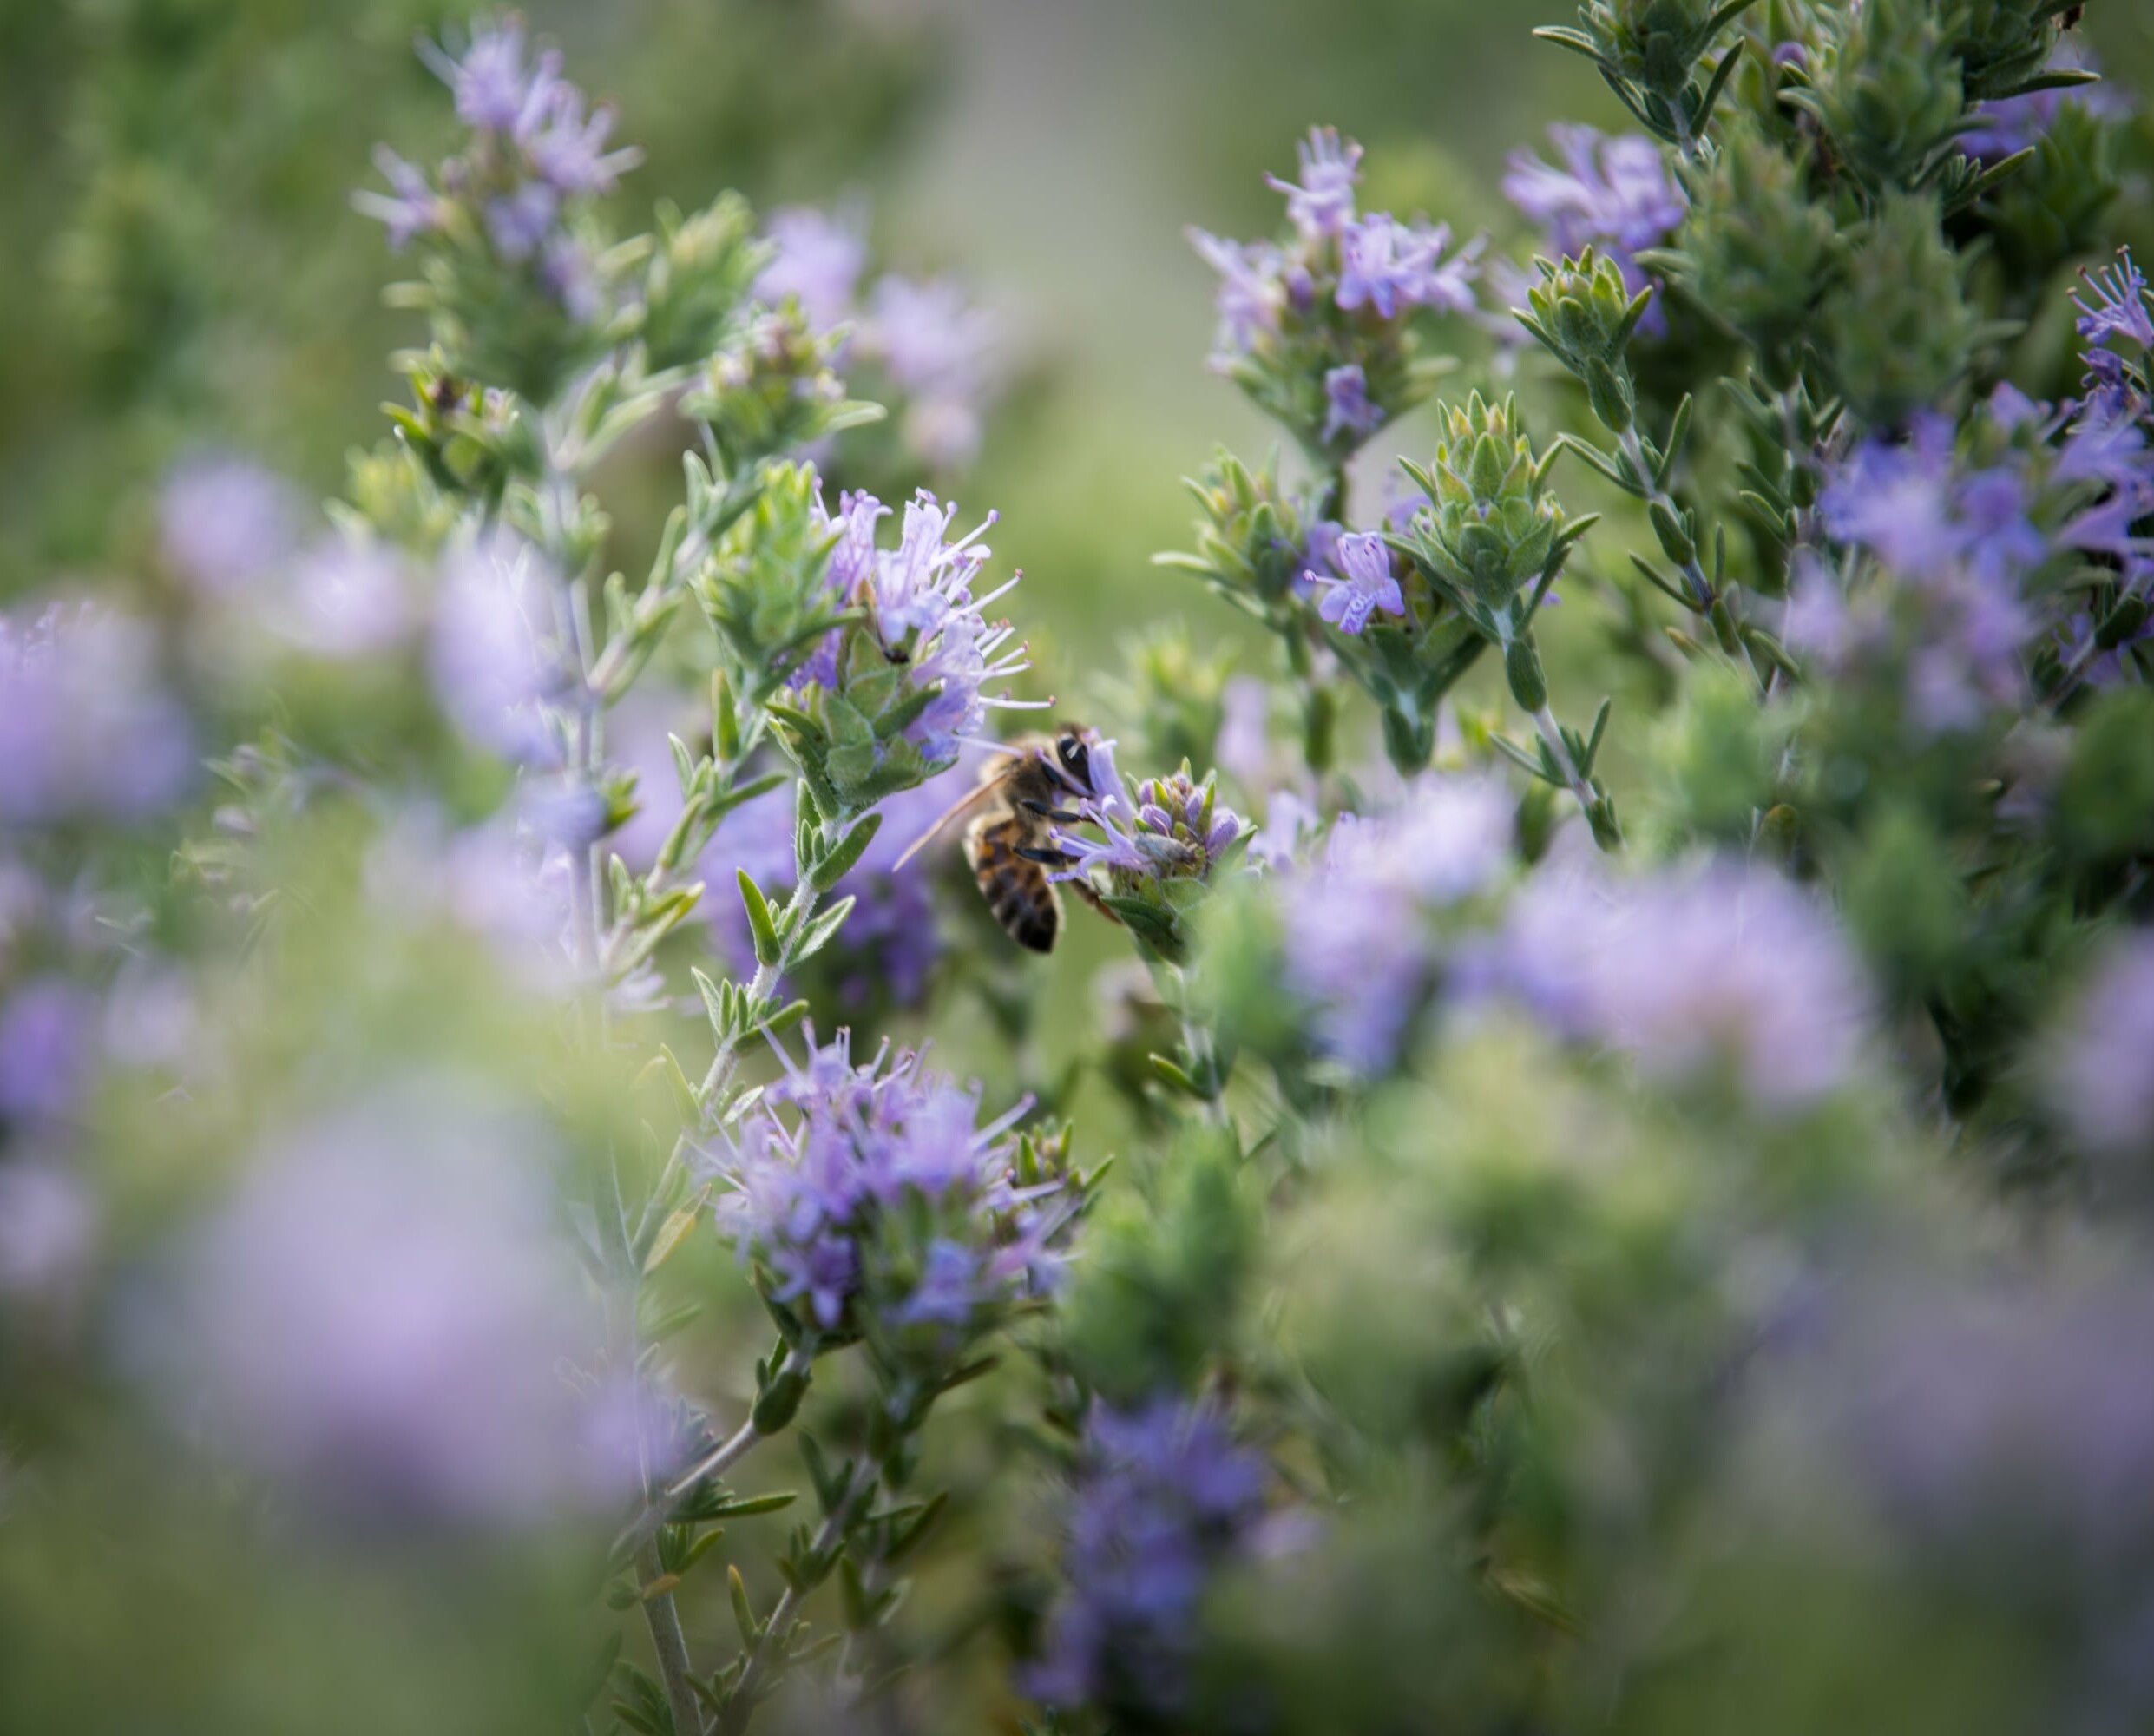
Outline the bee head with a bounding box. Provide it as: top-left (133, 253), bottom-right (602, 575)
top-left (1052, 728), bottom-right (1093, 792)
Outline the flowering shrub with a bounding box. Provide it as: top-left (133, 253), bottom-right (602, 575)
top-left (4, 6), bottom-right (2154, 1734)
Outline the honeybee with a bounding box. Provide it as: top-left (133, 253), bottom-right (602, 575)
top-left (894, 727), bottom-right (1107, 953)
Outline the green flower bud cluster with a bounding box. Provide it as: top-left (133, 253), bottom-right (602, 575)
top-left (1536, 0), bottom-right (1759, 150)
top-left (1516, 249), bottom-right (1653, 433)
top-left (680, 303), bottom-right (883, 475)
top-left (1091, 625), bottom-right (1237, 785)
top-left (1818, 192), bottom-right (1984, 428)
top-left (636, 193), bottom-right (770, 373)
top-left (693, 462), bottom-right (854, 709)
top-left (1400, 393), bottom-right (1570, 628)
top-left (1155, 448), bottom-right (1317, 618)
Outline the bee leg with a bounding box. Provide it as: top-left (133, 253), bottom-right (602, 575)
top-left (1065, 876), bottom-right (1121, 925)
top-left (1015, 845), bottom-right (1075, 866)
top-left (1016, 799), bottom-right (1086, 823)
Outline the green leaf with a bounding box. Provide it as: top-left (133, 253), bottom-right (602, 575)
top-left (808, 812), bottom-right (883, 892)
top-left (789, 895), bottom-right (857, 963)
top-left (738, 871), bottom-right (783, 968)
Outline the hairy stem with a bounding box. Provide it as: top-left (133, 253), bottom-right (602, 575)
top-left (1614, 423), bottom-right (1770, 694)
top-left (1529, 704), bottom-right (1614, 848)
top-left (701, 871), bottom-right (824, 1115)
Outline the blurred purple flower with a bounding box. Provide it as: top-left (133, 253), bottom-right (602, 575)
top-left (524, 83), bottom-right (641, 195)
top-left (2049, 932), bottom-right (2154, 1155)
top-left (0, 1160), bottom-right (95, 1302)
top-left (1790, 1272), bottom-right (2154, 1560)
top-left (867, 274), bottom-right (1002, 469)
top-left (1280, 777), bottom-right (1514, 1069)
top-left (1187, 228), bottom-right (1285, 365)
top-left (352, 147), bottom-right (444, 250)
top-left (0, 978), bottom-right (98, 1127)
top-left (1029, 1397), bottom-right (1268, 1716)
top-left (484, 181), bottom-right (560, 262)
top-left (1336, 214), bottom-right (1481, 319)
top-left (430, 534), bottom-right (562, 765)
top-left (757, 206), bottom-right (870, 333)
top-left (1488, 859), bottom-right (1870, 1108)
top-left (0, 604), bottom-right (195, 828)
top-left (159, 457), bottom-right (306, 598)
top-left (167, 1091), bottom-right (635, 1528)
top-left (1320, 363), bottom-right (1383, 447)
top-left (1266, 126), bottom-right (1363, 241)
top-left (275, 537), bottom-right (414, 656)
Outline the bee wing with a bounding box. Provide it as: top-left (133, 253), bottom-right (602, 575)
top-left (891, 772), bottom-right (1021, 871)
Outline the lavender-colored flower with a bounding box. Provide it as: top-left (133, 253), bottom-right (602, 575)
top-left (0, 1160), bottom-right (95, 1302)
top-left (2049, 932), bottom-right (2154, 1155)
top-left (166, 1091), bottom-right (639, 1528)
top-left (1783, 1272), bottom-right (2154, 1560)
top-left (275, 537), bottom-right (414, 656)
top-left (484, 181), bottom-right (561, 262)
top-left (1266, 126), bottom-right (1363, 241)
top-left (1822, 416), bottom-right (2048, 586)
top-left (1336, 215), bottom-right (1481, 319)
top-left (159, 456), bottom-right (305, 598)
top-left (524, 82), bottom-right (641, 195)
top-left (421, 21), bottom-right (561, 136)
top-left (1054, 766), bottom-right (1244, 892)
top-left (693, 1029), bottom-right (1071, 1353)
top-left (1279, 777), bottom-right (1514, 1069)
top-left (757, 206), bottom-right (870, 332)
top-left (352, 146), bottom-right (444, 250)
top-left (0, 605), bottom-right (195, 828)
top-left (791, 485), bottom-right (1031, 765)
top-left (2076, 250), bottom-right (2154, 354)
top-left (1306, 529), bottom-right (1404, 635)
top-left (1503, 125), bottom-right (1686, 260)
top-left (1215, 675), bottom-right (1275, 794)
top-left (1320, 363), bottom-right (1384, 447)
top-left (864, 274), bottom-right (1001, 467)
top-left (1187, 228), bottom-right (1285, 363)
top-left (1488, 859), bottom-right (1870, 1109)
top-left (429, 533), bottom-right (561, 765)
top-left (0, 978), bottom-right (98, 1128)
top-left (1029, 1397), bottom-right (1268, 1717)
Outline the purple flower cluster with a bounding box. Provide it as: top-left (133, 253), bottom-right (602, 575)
top-left (1029, 1397), bottom-right (1269, 1717)
top-left (1501, 124), bottom-right (1683, 339)
top-left (1806, 378), bottom-right (2154, 715)
top-left (694, 1029), bottom-right (1073, 1356)
top-left (1779, 1272), bottom-right (2154, 1562)
top-left (2048, 932), bottom-right (2154, 1156)
top-left (1189, 126), bottom-right (1481, 372)
top-left (1486, 858), bottom-right (1871, 1111)
top-left (799, 485), bottom-right (1033, 764)
top-left (165, 1091), bottom-right (640, 1528)
top-left (1277, 776), bottom-right (1516, 1069)
top-left (0, 604), bottom-right (195, 829)
top-left (429, 530), bottom-right (566, 765)
top-left (358, 21), bottom-right (641, 316)
top-left (1052, 760), bottom-right (1245, 894)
